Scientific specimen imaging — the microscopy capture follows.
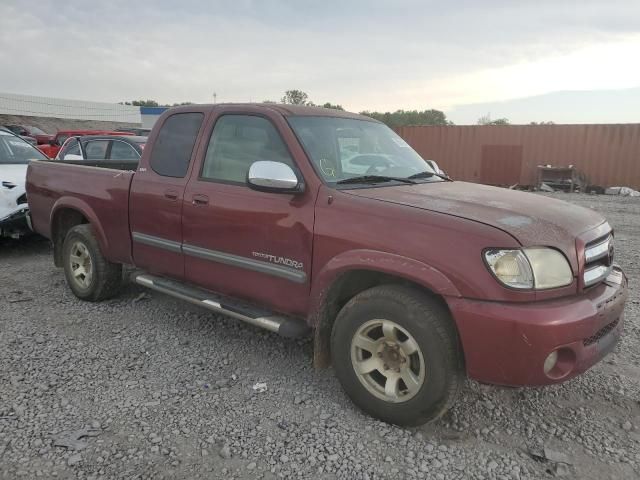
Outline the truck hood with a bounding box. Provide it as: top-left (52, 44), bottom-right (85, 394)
top-left (35, 134), bottom-right (55, 144)
top-left (346, 181), bottom-right (606, 257)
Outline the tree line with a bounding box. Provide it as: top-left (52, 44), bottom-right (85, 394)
top-left (121, 90), bottom-right (553, 127)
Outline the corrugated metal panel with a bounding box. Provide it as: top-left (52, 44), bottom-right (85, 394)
top-left (0, 92), bottom-right (141, 123)
top-left (397, 124), bottom-right (640, 189)
top-left (480, 145), bottom-right (523, 185)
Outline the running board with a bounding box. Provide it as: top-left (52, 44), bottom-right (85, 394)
top-left (132, 273), bottom-right (310, 338)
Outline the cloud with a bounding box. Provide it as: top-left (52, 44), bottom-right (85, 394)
top-left (1, 0), bottom-right (639, 114)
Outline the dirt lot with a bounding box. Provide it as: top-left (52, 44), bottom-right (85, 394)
top-left (0, 114), bottom-right (138, 135)
top-left (1, 193), bottom-right (638, 480)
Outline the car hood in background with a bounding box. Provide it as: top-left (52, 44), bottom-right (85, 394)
top-left (345, 181), bottom-right (605, 263)
top-left (0, 164), bottom-right (28, 220)
top-left (0, 164), bottom-right (28, 186)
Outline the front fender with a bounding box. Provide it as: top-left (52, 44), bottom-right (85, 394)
top-left (308, 249), bottom-right (461, 326)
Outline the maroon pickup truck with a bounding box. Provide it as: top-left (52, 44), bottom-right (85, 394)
top-left (26, 104), bottom-right (628, 426)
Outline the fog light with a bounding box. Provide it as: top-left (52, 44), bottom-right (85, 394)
top-left (543, 351), bottom-right (558, 375)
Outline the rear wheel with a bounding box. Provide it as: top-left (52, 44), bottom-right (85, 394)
top-left (62, 224), bottom-right (122, 301)
top-left (331, 284), bottom-right (463, 426)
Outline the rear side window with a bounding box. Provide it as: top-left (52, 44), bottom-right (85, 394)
top-left (150, 113), bottom-right (204, 177)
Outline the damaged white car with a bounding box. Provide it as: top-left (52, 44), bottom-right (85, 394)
top-left (0, 129), bottom-right (48, 238)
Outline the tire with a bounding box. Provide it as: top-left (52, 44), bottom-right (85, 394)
top-left (331, 284), bottom-right (463, 426)
top-left (62, 224), bottom-right (122, 301)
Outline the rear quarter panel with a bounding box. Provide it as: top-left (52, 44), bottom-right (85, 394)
top-left (26, 161), bottom-right (135, 264)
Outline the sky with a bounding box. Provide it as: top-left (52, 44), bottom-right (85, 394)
top-left (1, 0), bottom-right (639, 124)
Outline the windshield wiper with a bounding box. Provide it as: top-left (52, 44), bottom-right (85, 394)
top-left (336, 175), bottom-right (417, 185)
top-left (407, 171), bottom-right (451, 181)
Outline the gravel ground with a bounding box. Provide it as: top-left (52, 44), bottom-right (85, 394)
top-left (1, 193), bottom-right (639, 480)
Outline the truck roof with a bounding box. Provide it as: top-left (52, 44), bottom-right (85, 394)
top-left (169, 103), bottom-right (380, 122)
top-left (74, 135), bottom-right (147, 143)
top-left (55, 130), bottom-right (135, 136)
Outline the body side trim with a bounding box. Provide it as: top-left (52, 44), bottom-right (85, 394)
top-left (182, 243), bottom-right (307, 284)
top-left (131, 231), bottom-right (307, 283)
top-left (132, 231), bottom-right (182, 253)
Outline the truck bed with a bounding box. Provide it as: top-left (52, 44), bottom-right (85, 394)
top-left (55, 159), bottom-right (139, 170)
top-left (26, 160), bottom-right (136, 265)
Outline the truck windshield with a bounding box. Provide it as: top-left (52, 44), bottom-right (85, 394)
top-left (0, 131), bottom-right (48, 164)
top-left (288, 116), bottom-right (438, 185)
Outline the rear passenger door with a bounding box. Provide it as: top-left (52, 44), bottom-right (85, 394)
top-left (129, 111), bottom-right (206, 280)
top-left (181, 112), bottom-right (315, 316)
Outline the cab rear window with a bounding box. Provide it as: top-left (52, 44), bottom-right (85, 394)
top-left (150, 113), bottom-right (204, 177)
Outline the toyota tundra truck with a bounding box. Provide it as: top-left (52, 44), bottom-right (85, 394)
top-left (25, 104), bottom-right (628, 426)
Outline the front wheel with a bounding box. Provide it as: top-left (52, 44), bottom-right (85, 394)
top-left (331, 285), bottom-right (463, 426)
top-left (62, 224), bottom-right (122, 301)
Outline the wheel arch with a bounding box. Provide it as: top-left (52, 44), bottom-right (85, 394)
top-left (309, 250), bottom-right (462, 368)
top-left (50, 198), bottom-right (107, 267)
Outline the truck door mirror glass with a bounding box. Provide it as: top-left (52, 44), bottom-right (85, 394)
top-left (247, 161), bottom-right (303, 193)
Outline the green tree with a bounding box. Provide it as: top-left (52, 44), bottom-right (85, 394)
top-left (477, 114), bottom-right (510, 125)
top-left (131, 99), bottom-right (160, 107)
top-left (281, 90), bottom-right (310, 105)
top-left (321, 102), bottom-right (344, 111)
top-left (360, 109), bottom-right (452, 128)
top-left (121, 100), bottom-right (194, 107)
top-left (529, 121), bottom-right (555, 125)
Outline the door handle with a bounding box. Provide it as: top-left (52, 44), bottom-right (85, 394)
top-left (192, 194), bottom-right (209, 206)
top-left (164, 189), bottom-right (179, 201)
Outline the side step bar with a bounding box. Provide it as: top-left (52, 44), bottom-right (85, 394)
top-left (132, 273), bottom-right (310, 338)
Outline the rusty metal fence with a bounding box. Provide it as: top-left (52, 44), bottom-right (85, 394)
top-left (396, 124), bottom-right (640, 189)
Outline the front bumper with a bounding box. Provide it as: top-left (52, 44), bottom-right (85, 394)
top-left (447, 267), bottom-right (628, 386)
top-left (0, 207), bottom-right (30, 238)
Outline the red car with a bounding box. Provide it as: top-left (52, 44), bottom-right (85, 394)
top-left (38, 130), bottom-right (135, 159)
top-left (26, 104), bottom-right (627, 426)
top-left (4, 124), bottom-right (54, 145)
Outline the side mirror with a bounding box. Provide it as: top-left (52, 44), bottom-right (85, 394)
top-left (247, 161), bottom-right (304, 193)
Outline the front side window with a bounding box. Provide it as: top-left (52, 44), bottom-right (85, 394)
top-left (150, 113), bottom-right (204, 178)
top-left (85, 140), bottom-right (109, 160)
top-left (201, 115), bottom-right (295, 183)
top-left (55, 134), bottom-right (69, 146)
top-left (60, 138), bottom-right (81, 159)
top-left (288, 116), bottom-right (438, 185)
top-left (110, 141), bottom-right (139, 160)
top-left (0, 131), bottom-right (47, 164)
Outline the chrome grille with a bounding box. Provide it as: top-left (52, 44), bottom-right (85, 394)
top-left (583, 234), bottom-right (613, 287)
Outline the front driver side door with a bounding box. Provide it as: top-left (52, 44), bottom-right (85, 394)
top-left (182, 113), bottom-right (315, 316)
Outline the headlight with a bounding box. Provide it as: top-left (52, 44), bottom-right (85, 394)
top-left (484, 247), bottom-right (572, 290)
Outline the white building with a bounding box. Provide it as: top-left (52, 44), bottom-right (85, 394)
top-left (0, 92), bottom-right (141, 123)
